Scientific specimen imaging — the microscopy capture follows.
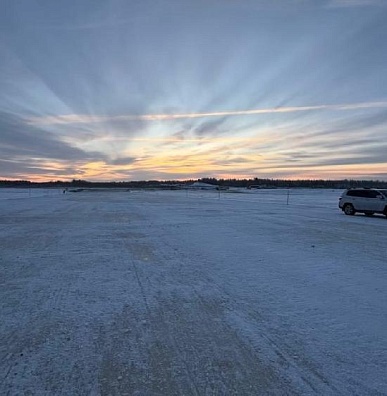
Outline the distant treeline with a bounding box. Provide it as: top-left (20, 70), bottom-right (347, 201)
top-left (203, 177), bottom-right (387, 189)
top-left (1, 178), bottom-right (387, 189)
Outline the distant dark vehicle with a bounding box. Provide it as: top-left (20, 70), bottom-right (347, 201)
top-left (68, 188), bottom-right (84, 193)
top-left (247, 185), bottom-right (277, 189)
top-left (339, 188), bottom-right (387, 217)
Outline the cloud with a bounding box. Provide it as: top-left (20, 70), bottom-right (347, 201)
top-left (212, 156), bottom-right (254, 166)
top-left (26, 101), bottom-right (387, 126)
top-left (0, 158), bottom-right (86, 180)
top-left (191, 117), bottom-right (229, 137)
top-left (109, 157), bottom-right (138, 166)
top-left (331, 110), bottom-right (387, 132)
top-left (0, 111), bottom-right (105, 162)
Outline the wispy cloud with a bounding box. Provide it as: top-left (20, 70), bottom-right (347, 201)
top-left (26, 101), bottom-right (387, 125)
top-left (0, 111), bottom-right (106, 164)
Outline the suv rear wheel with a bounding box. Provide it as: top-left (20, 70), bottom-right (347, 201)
top-left (343, 204), bottom-right (355, 216)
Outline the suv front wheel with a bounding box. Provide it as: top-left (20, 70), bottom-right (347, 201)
top-left (343, 204), bottom-right (355, 216)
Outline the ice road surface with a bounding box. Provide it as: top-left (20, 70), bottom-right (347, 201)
top-left (0, 188), bottom-right (386, 395)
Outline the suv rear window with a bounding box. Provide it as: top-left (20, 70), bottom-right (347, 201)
top-left (366, 190), bottom-right (379, 198)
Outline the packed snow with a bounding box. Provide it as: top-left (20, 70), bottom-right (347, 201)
top-left (0, 188), bottom-right (386, 395)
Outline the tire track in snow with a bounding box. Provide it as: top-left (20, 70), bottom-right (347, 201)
top-left (122, 203), bottom-right (296, 394)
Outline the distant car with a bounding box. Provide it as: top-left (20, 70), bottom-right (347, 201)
top-left (339, 188), bottom-right (387, 217)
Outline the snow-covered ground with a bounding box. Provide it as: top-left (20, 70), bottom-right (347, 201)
top-left (0, 189), bottom-right (386, 395)
top-left (0, 188), bottom-right (63, 200)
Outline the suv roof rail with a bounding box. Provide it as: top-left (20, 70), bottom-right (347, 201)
top-left (347, 187), bottom-right (376, 190)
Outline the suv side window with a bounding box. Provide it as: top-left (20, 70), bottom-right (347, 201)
top-left (347, 190), bottom-right (366, 197)
top-left (346, 190), bottom-right (378, 198)
top-left (358, 190), bottom-right (372, 198)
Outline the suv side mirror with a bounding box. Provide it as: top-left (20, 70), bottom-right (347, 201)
top-left (376, 194), bottom-right (384, 200)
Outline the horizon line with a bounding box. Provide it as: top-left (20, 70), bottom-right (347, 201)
top-left (1, 177), bottom-right (387, 183)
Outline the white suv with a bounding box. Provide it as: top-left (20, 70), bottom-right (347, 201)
top-left (339, 188), bottom-right (387, 217)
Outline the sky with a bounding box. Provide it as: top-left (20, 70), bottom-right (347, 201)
top-left (1, 0), bottom-right (387, 182)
